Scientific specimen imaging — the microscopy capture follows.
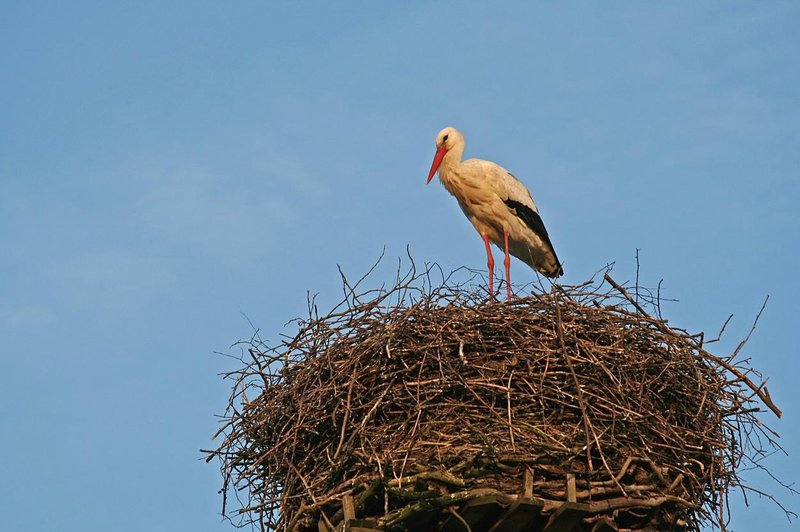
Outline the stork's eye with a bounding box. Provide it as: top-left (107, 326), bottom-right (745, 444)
top-left (443, 134), bottom-right (449, 142)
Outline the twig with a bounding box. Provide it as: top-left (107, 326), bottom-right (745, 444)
top-left (604, 273), bottom-right (781, 419)
top-left (507, 371), bottom-right (515, 452)
top-left (447, 507), bottom-right (472, 532)
top-left (730, 296), bottom-right (769, 361)
top-left (332, 369), bottom-right (356, 461)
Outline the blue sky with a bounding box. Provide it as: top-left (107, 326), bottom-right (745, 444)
top-left (1, 2), bottom-right (798, 530)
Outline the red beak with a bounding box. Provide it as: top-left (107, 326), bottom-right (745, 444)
top-left (427, 146), bottom-right (448, 184)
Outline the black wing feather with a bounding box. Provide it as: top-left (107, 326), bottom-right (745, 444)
top-left (503, 198), bottom-right (563, 276)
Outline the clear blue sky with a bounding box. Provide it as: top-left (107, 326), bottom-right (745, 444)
top-left (1, 2), bottom-right (798, 530)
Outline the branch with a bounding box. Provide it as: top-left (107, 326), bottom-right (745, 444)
top-left (604, 273), bottom-right (781, 418)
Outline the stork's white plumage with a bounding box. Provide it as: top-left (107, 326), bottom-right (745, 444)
top-left (426, 126), bottom-right (563, 300)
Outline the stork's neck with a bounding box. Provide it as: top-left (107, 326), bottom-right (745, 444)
top-left (436, 142), bottom-right (467, 201)
top-left (439, 142), bottom-right (465, 177)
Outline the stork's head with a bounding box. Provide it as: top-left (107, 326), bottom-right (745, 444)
top-left (427, 126), bottom-right (463, 183)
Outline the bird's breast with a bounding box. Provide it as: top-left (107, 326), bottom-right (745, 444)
top-left (440, 169), bottom-right (494, 212)
top-left (439, 168), bottom-right (507, 241)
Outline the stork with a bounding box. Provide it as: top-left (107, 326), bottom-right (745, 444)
top-left (426, 126), bottom-right (563, 300)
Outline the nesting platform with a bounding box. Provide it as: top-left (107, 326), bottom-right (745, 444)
top-left (318, 461), bottom-right (689, 532)
top-left (207, 269), bottom-right (781, 531)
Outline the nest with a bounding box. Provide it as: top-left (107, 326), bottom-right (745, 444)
top-left (207, 264), bottom-right (783, 531)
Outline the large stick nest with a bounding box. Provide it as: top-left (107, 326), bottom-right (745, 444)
top-left (207, 263), bottom-right (784, 531)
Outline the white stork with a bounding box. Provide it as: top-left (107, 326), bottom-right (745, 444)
top-left (426, 126), bottom-right (563, 300)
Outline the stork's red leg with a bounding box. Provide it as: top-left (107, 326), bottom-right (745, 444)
top-left (482, 233), bottom-right (495, 301)
top-left (504, 229), bottom-right (512, 300)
